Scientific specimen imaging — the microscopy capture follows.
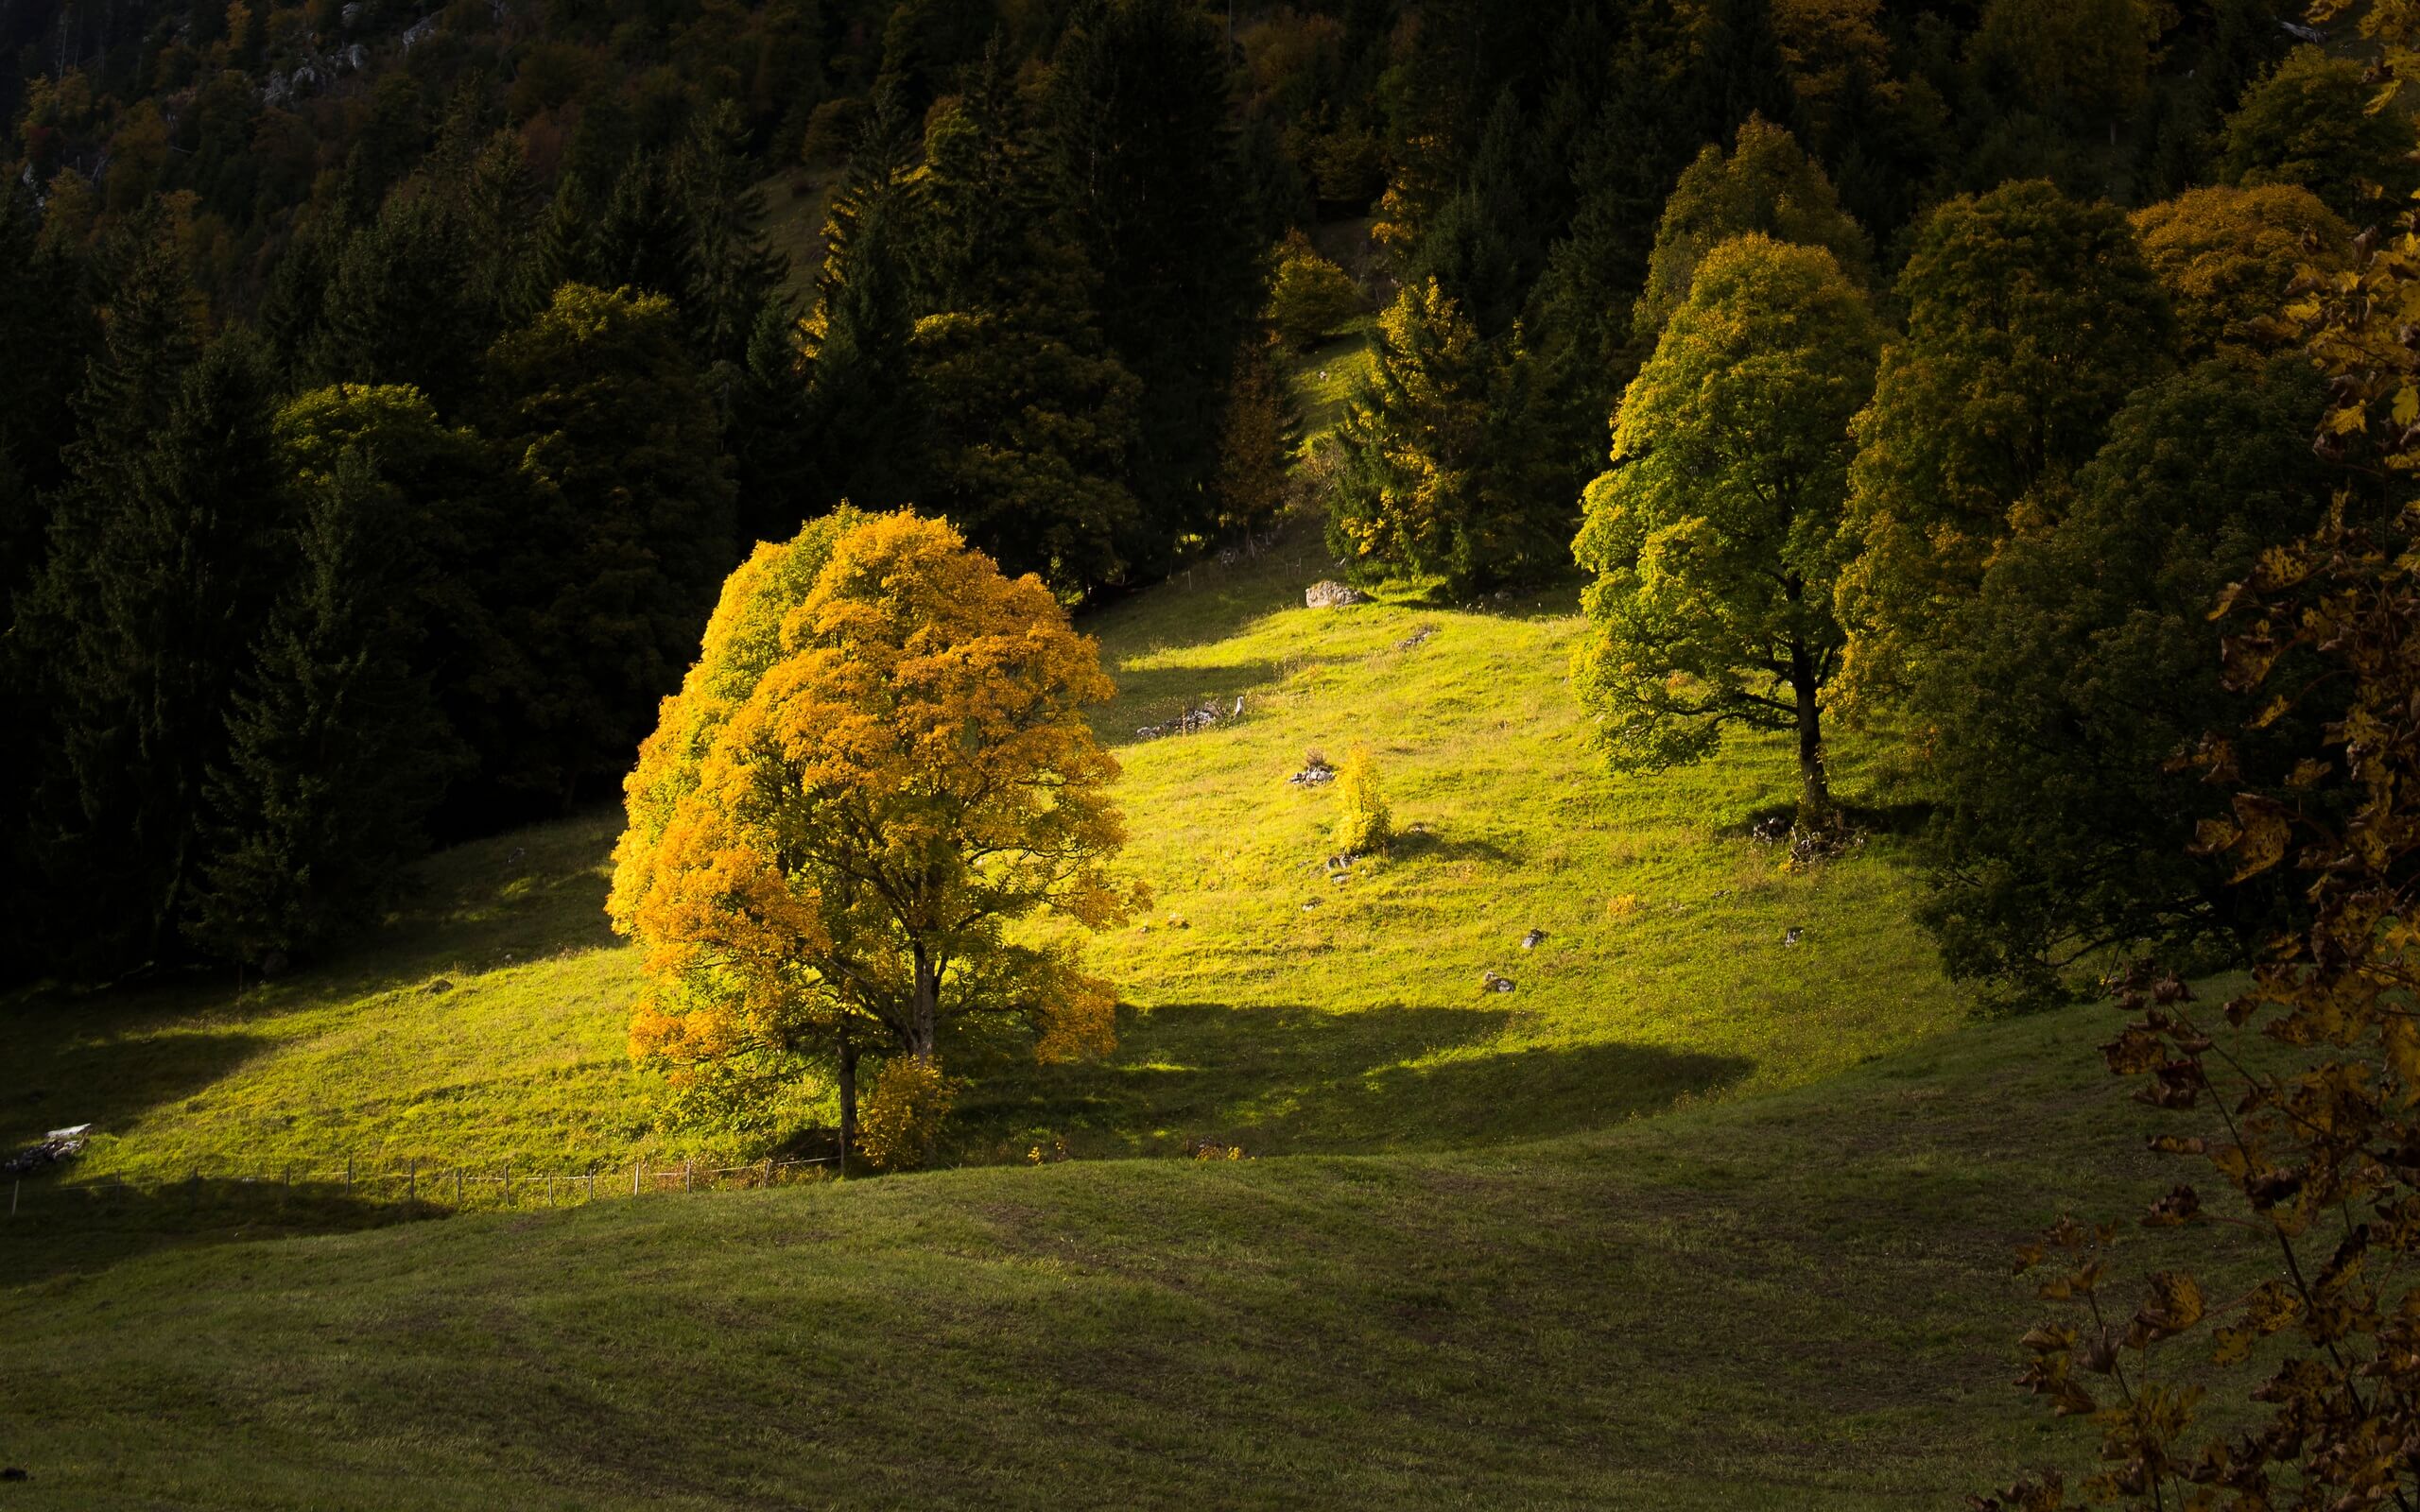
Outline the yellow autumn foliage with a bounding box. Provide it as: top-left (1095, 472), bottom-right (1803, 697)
top-left (855, 1056), bottom-right (958, 1172)
top-left (611, 508), bottom-right (1139, 1141)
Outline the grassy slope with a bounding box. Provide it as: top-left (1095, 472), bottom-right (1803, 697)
top-left (0, 1004), bottom-right (2203, 1511)
top-left (2, 522), bottom-right (1957, 1180)
top-left (0, 297), bottom-right (2115, 1509)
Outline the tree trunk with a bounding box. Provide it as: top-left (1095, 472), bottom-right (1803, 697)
top-left (836, 1027), bottom-right (857, 1178)
top-left (909, 943), bottom-right (938, 1060)
top-left (1789, 634), bottom-right (1831, 823)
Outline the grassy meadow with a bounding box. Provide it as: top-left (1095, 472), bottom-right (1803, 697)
top-left (1, 1005), bottom-right (2226, 1511)
top-left (2, 507), bottom-right (1956, 1183)
top-left (0, 320), bottom-right (2152, 1512)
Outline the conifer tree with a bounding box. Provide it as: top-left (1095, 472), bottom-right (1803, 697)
top-left (908, 64), bottom-right (1142, 596)
top-left (308, 184), bottom-right (487, 415)
top-left (1211, 334), bottom-right (1298, 541)
top-left (800, 84), bottom-right (927, 513)
top-left (0, 174), bottom-right (93, 603)
top-left (727, 296), bottom-right (815, 545)
top-left (592, 152), bottom-right (700, 308)
top-left (676, 99), bottom-right (789, 366)
top-left (1325, 278), bottom-right (1512, 595)
top-left (1046, 0), bottom-right (1260, 574)
top-left (480, 284), bottom-right (738, 806)
top-left (188, 450), bottom-right (462, 965)
top-left (26, 332), bottom-right (289, 970)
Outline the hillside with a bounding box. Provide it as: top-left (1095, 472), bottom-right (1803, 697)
top-left (4, 497), bottom-right (1955, 1184)
top-left (1, 1003), bottom-right (2202, 1511)
top-left (0, 456), bottom-right (2074, 1509)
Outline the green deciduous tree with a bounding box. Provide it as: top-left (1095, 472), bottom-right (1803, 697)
top-left (1632, 113), bottom-right (1872, 345)
top-left (2131, 183), bottom-right (2351, 361)
top-left (1912, 355), bottom-right (2342, 1004)
top-left (1574, 235), bottom-right (1879, 820)
top-left (1836, 180), bottom-right (2173, 705)
top-left (2221, 44), bottom-right (2419, 219)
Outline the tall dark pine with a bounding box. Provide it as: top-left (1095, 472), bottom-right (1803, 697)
top-left (0, 175), bottom-right (94, 607)
top-left (728, 297), bottom-right (815, 545)
top-left (309, 185), bottom-right (488, 416)
top-left (801, 84), bottom-right (928, 514)
top-left (678, 99), bottom-right (791, 366)
top-left (188, 451), bottom-right (461, 966)
top-left (592, 153), bottom-right (700, 308)
top-left (910, 54), bottom-right (1143, 596)
top-left (26, 333), bottom-right (289, 971)
top-left (1045, 0), bottom-right (1259, 574)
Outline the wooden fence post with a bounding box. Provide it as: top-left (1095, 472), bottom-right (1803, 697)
top-left (407, 1159), bottom-right (417, 1201)
top-left (632, 1160), bottom-right (643, 1196)
top-left (684, 1160), bottom-right (693, 1194)
top-left (454, 1166), bottom-right (462, 1206)
top-left (344, 1156), bottom-right (353, 1194)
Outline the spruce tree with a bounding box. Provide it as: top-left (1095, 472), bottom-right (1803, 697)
top-left (592, 152), bottom-right (700, 309)
top-left (26, 332), bottom-right (289, 971)
top-left (309, 184), bottom-right (488, 416)
top-left (480, 284), bottom-right (738, 807)
top-left (727, 296), bottom-right (815, 545)
top-left (1045, 0), bottom-right (1260, 575)
top-left (908, 60), bottom-right (1143, 596)
top-left (676, 100), bottom-right (789, 366)
top-left (189, 450), bottom-right (463, 966)
top-left (0, 174), bottom-right (94, 603)
top-left (800, 84), bottom-right (927, 514)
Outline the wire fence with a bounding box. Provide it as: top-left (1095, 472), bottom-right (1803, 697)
top-left (3, 1153), bottom-right (839, 1220)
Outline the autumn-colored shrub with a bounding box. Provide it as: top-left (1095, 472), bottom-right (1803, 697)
top-left (1333, 743), bottom-right (1392, 852)
top-left (856, 1057), bottom-right (957, 1172)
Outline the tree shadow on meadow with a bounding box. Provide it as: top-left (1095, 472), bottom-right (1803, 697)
top-left (3, 1027), bottom-right (275, 1153)
top-left (0, 1176), bottom-right (438, 1286)
top-left (1094, 656), bottom-right (1293, 750)
top-left (949, 1000), bottom-right (1752, 1162)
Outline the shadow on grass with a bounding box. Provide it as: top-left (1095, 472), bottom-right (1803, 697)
top-left (1096, 658), bottom-right (1292, 748)
top-left (0, 1177), bottom-right (438, 1286)
top-left (950, 1001), bottom-right (1752, 1160)
top-left (1719, 796), bottom-right (1934, 842)
top-left (4, 1028), bottom-right (275, 1149)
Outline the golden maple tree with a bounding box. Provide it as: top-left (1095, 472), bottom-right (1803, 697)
top-left (609, 509), bottom-right (1139, 1161)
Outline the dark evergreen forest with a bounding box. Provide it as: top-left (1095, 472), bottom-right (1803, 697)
top-left (0, 0), bottom-right (2379, 1005)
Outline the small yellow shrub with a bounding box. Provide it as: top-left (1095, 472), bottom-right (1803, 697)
top-left (856, 1057), bottom-right (958, 1172)
top-left (1605, 893), bottom-right (1640, 919)
top-left (1332, 743), bottom-right (1392, 852)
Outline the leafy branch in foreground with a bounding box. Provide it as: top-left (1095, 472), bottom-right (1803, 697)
top-left (1976, 502), bottom-right (2420, 1509)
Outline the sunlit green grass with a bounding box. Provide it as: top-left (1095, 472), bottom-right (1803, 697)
top-left (0, 1004), bottom-right (2213, 1510)
top-left (4, 503), bottom-right (1960, 1183)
